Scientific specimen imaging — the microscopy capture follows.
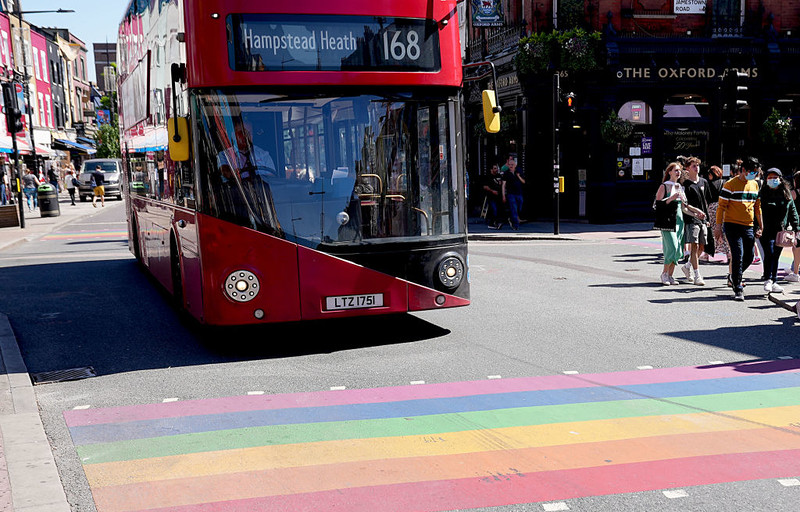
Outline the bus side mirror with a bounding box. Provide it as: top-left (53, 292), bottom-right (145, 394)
top-left (482, 90), bottom-right (501, 133)
top-left (168, 117), bottom-right (190, 161)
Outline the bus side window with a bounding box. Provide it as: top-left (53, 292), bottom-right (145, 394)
top-left (178, 163), bottom-right (195, 208)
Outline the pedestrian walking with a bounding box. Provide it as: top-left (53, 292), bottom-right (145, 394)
top-left (501, 153), bottom-right (524, 230)
top-left (655, 162), bottom-right (707, 285)
top-left (21, 167), bottom-right (40, 212)
top-left (0, 164), bottom-right (7, 206)
top-left (679, 157), bottom-right (711, 285)
top-left (787, 170), bottom-right (800, 283)
top-left (65, 169), bottom-right (78, 206)
top-left (705, 165), bottom-right (733, 274)
top-left (758, 168), bottom-right (799, 294)
top-left (47, 166), bottom-right (60, 193)
top-left (714, 156), bottom-right (763, 301)
top-left (91, 165), bottom-right (105, 208)
top-left (481, 163), bottom-right (503, 229)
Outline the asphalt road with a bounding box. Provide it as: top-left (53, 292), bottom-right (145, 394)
top-left (1, 205), bottom-right (799, 511)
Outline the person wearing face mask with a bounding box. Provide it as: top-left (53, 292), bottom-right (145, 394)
top-left (758, 168), bottom-right (799, 293)
top-left (714, 156), bottom-right (764, 301)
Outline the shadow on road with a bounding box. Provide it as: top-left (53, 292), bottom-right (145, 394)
top-left (0, 258), bottom-right (450, 376)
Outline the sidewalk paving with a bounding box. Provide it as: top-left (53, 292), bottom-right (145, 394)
top-left (0, 195), bottom-right (123, 512)
top-left (0, 196), bottom-right (123, 253)
top-left (467, 216), bottom-right (656, 241)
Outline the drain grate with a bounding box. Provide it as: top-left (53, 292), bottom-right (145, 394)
top-left (31, 366), bottom-right (96, 385)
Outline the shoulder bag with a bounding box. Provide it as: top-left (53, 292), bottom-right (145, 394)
top-left (776, 203), bottom-right (797, 248)
top-left (653, 184), bottom-right (678, 232)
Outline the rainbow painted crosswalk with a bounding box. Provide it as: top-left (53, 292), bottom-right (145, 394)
top-left (65, 360), bottom-right (800, 512)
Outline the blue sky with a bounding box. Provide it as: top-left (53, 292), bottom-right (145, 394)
top-left (20, 0), bottom-right (131, 82)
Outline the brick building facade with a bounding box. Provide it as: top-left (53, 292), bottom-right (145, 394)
top-left (465, 1), bottom-right (800, 222)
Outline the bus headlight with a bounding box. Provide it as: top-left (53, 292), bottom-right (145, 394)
top-left (224, 270), bottom-right (260, 302)
top-left (336, 211), bottom-right (350, 225)
top-left (437, 256), bottom-right (464, 290)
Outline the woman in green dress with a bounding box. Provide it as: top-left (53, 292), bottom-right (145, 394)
top-left (655, 162), bottom-right (706, 285)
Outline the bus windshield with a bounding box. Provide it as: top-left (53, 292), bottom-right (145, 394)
top-left (193, 89), bottom-right (464, 249)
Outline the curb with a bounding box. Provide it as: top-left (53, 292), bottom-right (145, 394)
top-left (468, 234), bottom-right (583, 242)
top-left (0, 316), bottom-right (71, 511)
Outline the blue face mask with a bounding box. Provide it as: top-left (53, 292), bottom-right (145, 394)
top-left (745, 172), bottom-right (757, 181)
top-left (767, 178), bottom-right (781, 189)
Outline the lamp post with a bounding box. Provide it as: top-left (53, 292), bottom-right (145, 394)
top-left (7, 2), bottom-right (74, 228)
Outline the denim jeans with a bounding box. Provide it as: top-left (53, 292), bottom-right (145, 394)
top-left (724, 222), bottom-right (755, 293)
top-left (0, 183), bottom-right (6, 205)
top-left (23, 187), bottom-right (37, 209)
top-left (760, 231), bottom-right (783, 282)
top-left (506, 194), bottom-right (523, 229)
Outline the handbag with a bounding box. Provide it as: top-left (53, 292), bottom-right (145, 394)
top-left (776, 230), bottom-right (796, 248)
top-left (653, 185), bottom-right (678, 232)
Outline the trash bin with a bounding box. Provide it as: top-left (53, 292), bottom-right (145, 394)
top-left (38, 183), bottom-right (60, 217)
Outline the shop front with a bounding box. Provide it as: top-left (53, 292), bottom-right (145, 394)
top-left (517, 33), bottom-right (800, 224)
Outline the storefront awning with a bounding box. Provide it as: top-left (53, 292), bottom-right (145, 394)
top-left (76, 136), bottom-right (96, 147)
top-left (52, 138), bottom-right (97, 154)
top-left (0, 135), bottom-right (53, 157)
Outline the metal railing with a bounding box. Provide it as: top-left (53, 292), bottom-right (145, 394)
top-left (467, 25), bottom-right (522, 61)
top-left (711, 14), bottom-right (744, 37)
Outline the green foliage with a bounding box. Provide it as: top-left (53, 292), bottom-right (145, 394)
top-left (516, 28), bottom-right (603, 76)
top-left (600, 110), bottom-right (633, 145)
top-left (760, 108), bottom-right (793, 148)
top-left (95, 123), bottom-right (120, 159)
top-left (558, 0), bottom-right (585, 29)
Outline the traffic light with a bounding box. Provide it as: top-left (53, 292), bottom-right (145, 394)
top-left (1, 82), bottom-right (23, 134)
top-left (724, 70), bottom-right (748, 110)
top-left (566, 92), bottom-right (576, 114)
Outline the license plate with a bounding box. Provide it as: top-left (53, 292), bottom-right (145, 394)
top-left (325, 293), bottom-right (384, 311)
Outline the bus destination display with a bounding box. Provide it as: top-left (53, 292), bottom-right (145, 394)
top-left (228, 14), bottom-right (441, 72)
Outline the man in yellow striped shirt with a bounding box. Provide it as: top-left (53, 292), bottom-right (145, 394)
top-left (714, 157), bottom-right (763, 301)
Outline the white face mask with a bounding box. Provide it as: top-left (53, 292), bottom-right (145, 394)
top-left (767, 178), bottom-right (781, 189)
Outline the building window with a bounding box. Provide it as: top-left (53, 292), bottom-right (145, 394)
top-left (33, 48), bottom-right (41, 80)
top-left (664, 94), bottom-right (710, 119)
top-left (618, 101), bottom-right (653, 124)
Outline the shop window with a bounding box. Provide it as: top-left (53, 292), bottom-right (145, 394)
top-left (614, 101), bottom-right (654, 181)
top-left (664, 93), bottom-right (709, 118)
top-left (617, 101), bottom-right (652, 124)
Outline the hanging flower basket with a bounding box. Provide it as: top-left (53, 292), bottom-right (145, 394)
top-left (760, 108), bottom-right (793, 149)
top-left (600, 110), bottom-right (633, 146)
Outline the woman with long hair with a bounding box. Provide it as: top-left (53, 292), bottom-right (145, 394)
top-left (654, 162), bottom-right (706, 285)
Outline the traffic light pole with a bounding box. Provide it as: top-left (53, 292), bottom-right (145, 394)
top-left (552, 73), bottom-right (560, 235)
top-left (11, 126), bottom-right (23, 228)
top-left (3, 81), bottom-right (25, 228)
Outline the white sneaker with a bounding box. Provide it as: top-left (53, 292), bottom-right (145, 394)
top-left (693, 272), bottom-right (705, 286)
top-left (785, 273), bottom-right (800, 283)
top-left (681, 263), bottom-right (692, 280)
top-left (763, 280), bottom-right (774, 293)
top-left (661, 273), bottom-right (671, 285)
top-left (668, 275), bottom-right (678, 285)
top-left (771, 282), bottom-right (784, 294)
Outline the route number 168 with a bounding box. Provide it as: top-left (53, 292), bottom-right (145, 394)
top-left (382, 30), bottom-right (420, 61)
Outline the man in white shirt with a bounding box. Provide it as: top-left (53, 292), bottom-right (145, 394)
top-left (217, 120), bottom-right (276, 182)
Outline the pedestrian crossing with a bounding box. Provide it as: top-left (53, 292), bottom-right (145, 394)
top-left (42, 230), bottom-right (127, 240)
top-left (65, 360), bottom-right (800, 512)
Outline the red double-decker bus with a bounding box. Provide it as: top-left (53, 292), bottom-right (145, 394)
top-left (118, 0), bottom-right (493, 325)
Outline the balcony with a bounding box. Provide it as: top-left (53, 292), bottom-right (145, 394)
top-left (711, 14), bottom-right (744, 37)
top-left (467, 25), bottom-right (523, 62)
